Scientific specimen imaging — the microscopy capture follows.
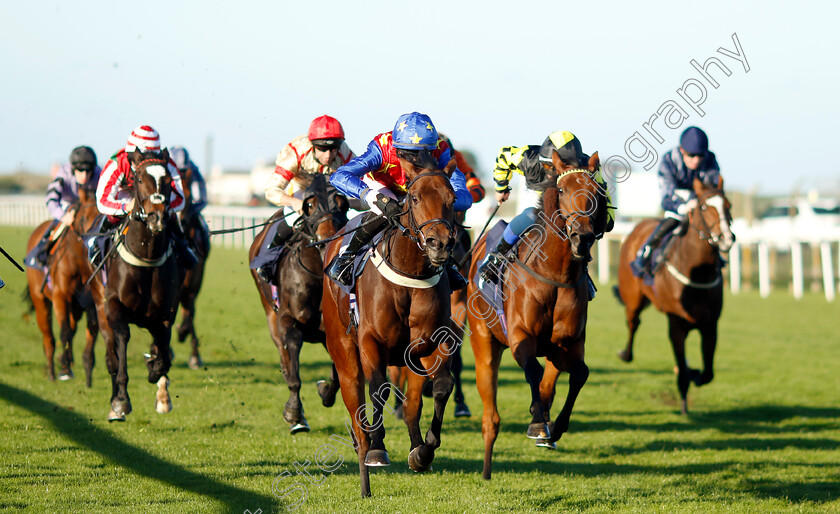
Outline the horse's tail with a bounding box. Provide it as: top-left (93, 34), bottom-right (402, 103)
top-left (612, 284), bottom-right (624, 305)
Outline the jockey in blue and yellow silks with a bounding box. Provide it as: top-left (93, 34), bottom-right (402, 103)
top-left (328, 112), bottom-right (473, 289)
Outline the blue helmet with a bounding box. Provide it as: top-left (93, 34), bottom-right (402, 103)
top-left (392, 112), bottom-right (438, 150)
top-left (168, 146), bottom-right (190, 170)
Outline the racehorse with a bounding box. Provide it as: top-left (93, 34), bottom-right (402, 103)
top-left (89, 149), bottom-right (182, 421)
top-left (615, 177), bottom-right (734, 414)
top-left (322, 158), bottom-right (459, 498)
top-left (175, 164), bottom-right (211, 369)
top-left (466, 152), bottom-right (608, 480)
top-left (24, 186), bottom-right (100, 385)
top-left (248, 177), bottom-right (349, 434)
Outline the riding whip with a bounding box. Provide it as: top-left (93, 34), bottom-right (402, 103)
top-left (0, 244), bottom-right (25, 272)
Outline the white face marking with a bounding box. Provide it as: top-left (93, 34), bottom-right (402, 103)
top-left (705, 195), bottom-right (734, 250)
top-left (145, 164), bottom-right (167, 183)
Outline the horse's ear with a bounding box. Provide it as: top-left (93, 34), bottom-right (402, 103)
top-left (692, 177), bottom-right (705, 194)
top-left (587, 152), bottom-right (600, 173)
top-left (129, 149), bottom-right (144, 166)
top-left (444, 158), bottom-right (456, 177)
top-left (551, 150), bottom-right (575, 174)
top-left (160, 148), bottom-right (170, 165)
top-left (302, 196), bottom-right (318, 217)
top-left (335, 194), bottom-right (349, 215)
top-left (717, 175), bottom-right (725, 191)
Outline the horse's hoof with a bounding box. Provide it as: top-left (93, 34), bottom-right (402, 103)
top-left (693, 371), bottom-right (713, 387)
top-left (364, 449), bottom-right (390, 467)
top-left (316, 380), bottom-right (336, 408)
top-left (289, 420), bottom-right (310, 434)
top-left (108, 410), bottom-right (126, 422)
top-left (408, 446), bottom-right (433, 473)
top-left (536, 439), bottom-right (557, 450)
top-left (111, 399), bottom-right (132, 418)
top-left (58, 370), bottom-right (74, 381)
top-left (155, 376), bottom-right (172, 414)
top-left (454, 401), bottom-right (471, 418)
top-left (617, 349), bottom-right (633, 362)
top-left (188, 355), bottom-right (203, 370)
top-left (526, 422), bottom-right (550, 440)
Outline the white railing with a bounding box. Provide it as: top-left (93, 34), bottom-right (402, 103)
top-left (2, 195), bottom-right (837, 301)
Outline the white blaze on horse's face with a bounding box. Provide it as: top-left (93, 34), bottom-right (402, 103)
top-left (705, 195), bottom-right (735, 252)
top-left (145, 164), bottom-right (168, 205)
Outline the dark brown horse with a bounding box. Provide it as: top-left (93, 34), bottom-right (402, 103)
top-left (616, 177), bottom-right (734, 414)
top-left (25, 187), bottom-right (100, 385)
top-left (466, 152), bottom-right (607, 480)
top-left (175, 164), bottom-right (211, 369)
top-left (248, 178), bottom-right (349, 434)
top-left (89, 150), bottom-right (182, 421)
top-left (322, 159), bottom-right (459, 497)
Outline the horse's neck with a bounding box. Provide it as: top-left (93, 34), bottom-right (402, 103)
top-left (520, 221), bottom-right (581, 282)
top-left (673, 225), bottom-right (718, 270)
top-left (384, 230), bottom-right (430, 276)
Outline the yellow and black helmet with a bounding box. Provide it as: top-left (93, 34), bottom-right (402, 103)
top-left (538, 130), bottom-right (585, 166)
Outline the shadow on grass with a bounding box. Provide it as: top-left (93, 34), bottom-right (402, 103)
top-left (0, 381), bottom-right (282, 513)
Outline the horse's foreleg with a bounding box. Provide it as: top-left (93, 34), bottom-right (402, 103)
top-left (512, 344), bottom-right (549, 440)
top-left (271, 315), bottom-right (308, 432)
top-left (402, 369), bottom-right (428, 472)
top-left (363, 344), bottom-right (390, 467)
top-left (82, 305), bottom-right (98, 388)
top-left (147, 323), bottom-right (173, 414)
top-left (695, 322), bottom-right (718, 387)
top-left (33, 292), bottom-right (56, 381)
top-left (107, 309), bottom-right (132, 421)
top-left (316, 360), bottom-right (340, 408)
top-left (178, 291), bottom-right (203, 369)
top-left (55, 299), bottom-right (78, 380)
top-left (410, 352), bottom-right (454, 473)
top-left (668, 314), bottom-right (695, 414)
top-left (618, 296), bottom-right (647, 363)
top-left (547, 356), bottom-right (589, 443)
top-left (335, 349), bottom-right (372, 497)
top-left (536, 359), bottom-right (561, 448)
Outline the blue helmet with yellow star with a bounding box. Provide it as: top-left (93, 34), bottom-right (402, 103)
top-left (392, 112), bottom-right (438, 150)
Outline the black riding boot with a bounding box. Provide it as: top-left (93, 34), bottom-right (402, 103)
top-left (630, 217), bottom-right (680, 276)
top-left (326, 215), bottom-right (388, 287)
top-left (478, 237), bottom-right (514, 286)
top-left (86, 215), bottom-right (114, 268)
top-left (446, 262), bottom-right (468, 291)
top-left (169, 216), bottom-right (198, 270)
top-left (256, 219), bottom-right (294, 284)
top-left (26, 220), bottom-right (59, 268)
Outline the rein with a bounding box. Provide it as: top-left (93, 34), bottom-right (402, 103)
top-left (513, 256), bottom-right (587, 289)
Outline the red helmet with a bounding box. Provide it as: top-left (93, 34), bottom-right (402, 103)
top-left (307, 115), bottom-right (345, 144)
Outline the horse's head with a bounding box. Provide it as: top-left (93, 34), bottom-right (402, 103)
top-left (399, 156), bottom-right (457, 267)
top-left (691, 177), bottom-right (735, 252)
top-left (300, 175), bottom-right (350, 254)
top-left (128, 149), bottom-right (173, 234)
top-left (544, 151), bottom-right (605, 261)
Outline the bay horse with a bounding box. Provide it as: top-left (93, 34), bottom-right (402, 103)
top-left (466, 152), bottom-right (608, 480)
top-left (175, 164), bottom-right (211, 369)
top-left (24, 186), bottom-right (100, 385)
top-left (89, 149), bottom-right (182, 421)
top-left (322, 158), bottom-right (459, 498)
top-left (615, 177), bottom-right (735, 414)
top-left (248, 177), bottom-right (349, 434)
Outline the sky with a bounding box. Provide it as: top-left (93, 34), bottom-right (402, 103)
top-left (1, 0), bottom-right (838, 196)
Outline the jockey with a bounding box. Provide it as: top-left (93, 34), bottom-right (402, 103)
top-left (477, 131), bottom-right (614, 297)
top-left (630, 126), bottom-right (721, 276)
top-left (25, 146), bottom-right (101, 268)
top-left (253, 115), bottom-right (356, 283)
top-left (168, 146), bottom-right (208, 215)
top-left (326, 111), bottom-right (473, 290)
top-left (88, 125), bottom-right (197, 269)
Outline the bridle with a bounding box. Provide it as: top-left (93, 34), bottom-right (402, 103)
top-left (688, 188), bottom-right (731, 248)
top-left (547, 169), bottom-right (606, 238)
top-left (393, 171), bottom-right (456, 252)
top-left (130, 158), bottom-right (170, 223)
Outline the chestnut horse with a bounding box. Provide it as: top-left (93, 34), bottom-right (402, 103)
top-left (175, 164), bottom-right (211, 369)
top-left (248, 177), bottom-right (349, 434)
top-left (466, 152), bottom-right (608, 480)
top-left (616, 177), bottom-right (734, 414)
top-left (25, 186), bottom-right (100, 385)
top-left (322, 159), bottom-right (458, 497)
top-left (89, 150), bottom-right (182, 421)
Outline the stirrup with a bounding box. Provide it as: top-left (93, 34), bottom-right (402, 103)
top-left (478, 253), bottom-right (505, 285)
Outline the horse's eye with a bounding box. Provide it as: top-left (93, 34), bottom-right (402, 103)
top-left (411, 195), bottom-right (419, 203)
top-left (701, 205), bottom-right (707, 211)
top-left (557, 188), bottom-right (564, 195)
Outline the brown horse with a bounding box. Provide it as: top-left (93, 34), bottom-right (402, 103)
top-left (248, 178), bottom-right (349, 434)
top-left (175, 164), bottom-right (211, 369)
top-left (466, 152), bottom-right (607, 480)
top-left (25, 187), bottom-right (100, 385)
top-left (322, 159), bottom-right (459, 497)
top-left (89, 150), bottom-right (182, 421)
top-left (616, 177), bottom-right (735, 414)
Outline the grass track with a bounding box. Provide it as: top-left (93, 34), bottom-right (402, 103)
top-left (1, 225), bottom-right (838, 513)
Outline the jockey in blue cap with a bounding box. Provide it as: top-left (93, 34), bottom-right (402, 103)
top-left (327, 112), bottom-right (473, 289)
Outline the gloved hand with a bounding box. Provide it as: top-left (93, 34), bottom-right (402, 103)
top-left (364, 189), bottom-right (402, 219)
top-left (676, 197), bottom-right (698, 215)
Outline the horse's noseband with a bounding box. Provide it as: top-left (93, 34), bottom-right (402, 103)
top-left (397, 172), bottom-right (455, 252)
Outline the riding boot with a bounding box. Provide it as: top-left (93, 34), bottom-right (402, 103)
top-left (86, 215), bottom-right (110, 268)
top-left (630, 217), bottom-right (680, 276)
top-left (446, 262), bottom-right (468, 291)
top-left (326, 215), bottom-right (388, 287)
top-left (478, 237), bottom-right (515, 286)
top-left (26, 220), bottom-right (58, 268)
top-left (169, 215), bottom-right (198, 270)
top-left (256, 219), bottom-right (294, 284)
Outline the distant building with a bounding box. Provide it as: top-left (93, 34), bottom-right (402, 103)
top-left (207, 158), bottom-right (274, 205)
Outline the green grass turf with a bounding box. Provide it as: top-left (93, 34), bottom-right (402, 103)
top-left (1, 224), bottom-right (838, 512)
